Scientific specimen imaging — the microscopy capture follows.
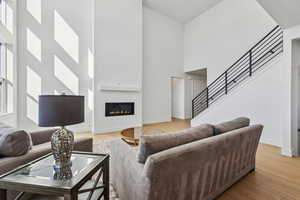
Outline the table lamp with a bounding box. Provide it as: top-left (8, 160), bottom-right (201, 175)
top-left (38, 94), bottom-right (84, 171)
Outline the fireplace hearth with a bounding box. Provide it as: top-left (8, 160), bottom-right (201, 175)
top-left (105, 102), bottom-right (135, 117)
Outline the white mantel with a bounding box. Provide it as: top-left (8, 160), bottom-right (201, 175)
top-left (98, 83), bottom-right (141, 92)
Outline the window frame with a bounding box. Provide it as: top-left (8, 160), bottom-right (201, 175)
top-left (0, 43), bottom-right (8, 114)
top-left (0, 0), bottom-right (14, 115)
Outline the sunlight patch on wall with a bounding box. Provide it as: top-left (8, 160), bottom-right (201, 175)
top-left (1, 1), bottom-right (14, 34)
top-left (6, 48), bottom-right (13, 83)
top-left (54, 55), bottom-right (79, 95)
top-left (26, 66), bottom-right (41, 100)
top-left (26, 0), bottom-right (41, 24)
top-left (5, 2), bottom-right (13, 34)
top-left (26, 66), bottom-right (41, 124)
top-left (88, 48), bottom-right (94, 79)
top-left (88, 89), bottom-right (93, 111)
top-left (26, 96), bottom-right (38, 124)
top-left (26, 28), bottom-right (41, 61)
top-left (54, 11), bottom-right (79, 63)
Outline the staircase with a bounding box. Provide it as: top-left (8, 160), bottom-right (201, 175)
top-left (192, 25), bottom-right (283, 118)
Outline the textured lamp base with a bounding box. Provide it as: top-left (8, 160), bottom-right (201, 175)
top-left (53, 165), bottom-right (73, 180)
top-left (51, 127), bottom-right (74, 177)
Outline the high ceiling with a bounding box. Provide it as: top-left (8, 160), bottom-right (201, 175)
top-left (256, 0), bottom-right (300, 28)
top-left (143, 0), bottom-right (224, 23)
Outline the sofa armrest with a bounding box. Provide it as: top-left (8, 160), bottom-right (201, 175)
top-left (74, 137), bottom-right (93, 152)
top-left (30, 129), bottom-right (57, 145)
top-left (110, 139), bottom-right (148, 200)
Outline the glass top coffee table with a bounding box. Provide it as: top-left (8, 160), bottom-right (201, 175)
top-left (0, 152), bottom-right (109, 200)
top-left (120, 127), bottom-right (165, 146)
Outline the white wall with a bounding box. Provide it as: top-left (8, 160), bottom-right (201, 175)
top-left (192, 56), bottom-right (284, 147)
top-left (143, 7), bottom-right (184, 124)
top-left (93, 0), bottom-right (143, 133)
top-left (18, 0), bottom-right (93, 132)
top-left (184, 0), bottom-right (277, 84)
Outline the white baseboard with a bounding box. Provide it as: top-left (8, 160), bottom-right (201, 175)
top-left (93, 123), bottom-right (142, 135)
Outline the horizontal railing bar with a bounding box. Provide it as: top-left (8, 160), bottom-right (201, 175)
top-left (227, 63), bottom-right (250, 80)
top-left (193, 100), bottom-right (207, 107)
top-left (250, 25), bottom-right (280, 51)
top-left (253, 39), bottom-right (283, 60)
top-left (253, 47), bottom-right (283, 71)
top-left (228, 51), bottom-right (251, 69)
top-left (209, 90), bottom-right (225, 104)
top-left (208, 79), bottom-right (225, 92)
top-left (209, 85), bottom-right (226, 98)
top-left (223, 51), bottom-right (250, 76)
top-left (192, 88), bottom-right (208, 102)
top-left (252, 41), bottom-right (283, 66)
top-left (251, 28), bottom-right (282, 52)
top-left (252, 36), bottom-right (283, 60)
top-left (193, 97), bottom-right (207, 105)
top-left (227, 74), bottom-right (249, 92)
top-left (252, 31), bottom-right (283, 54)
top-left (206, 73), bottom-right (226, 91)
top-left (228, 67), bottom-right (250, 86)
top-left (253, 48), bottom-right (283, 70)
top-left (225, 56), bottom-right (250, 77)
top-left (227, 58), bottom-right (250, 75)
top-left (253, 51), bottom-right (283, 74)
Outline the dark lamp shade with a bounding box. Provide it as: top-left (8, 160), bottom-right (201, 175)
top-left (38, 95), bottom-right (85, 127)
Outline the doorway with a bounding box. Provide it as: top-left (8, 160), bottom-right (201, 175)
top-left (171, 77), bottom-right (185, 119)
top-left (170, 69), bottom-right (207, 120)
top-left (293, 39), bottom-right (300, 156)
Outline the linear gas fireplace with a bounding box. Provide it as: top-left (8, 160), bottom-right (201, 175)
top-left (105, 102), bottom-right (135, 117)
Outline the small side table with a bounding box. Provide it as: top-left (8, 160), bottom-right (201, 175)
top-left (0, 152), bottom-right (109, 200)
top-left (120, 127), bottom-right (164, 146)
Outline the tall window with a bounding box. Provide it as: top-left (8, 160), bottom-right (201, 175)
top-left (0, 44), bottom-right (9, 114)
top-left (0, 0), bottom-right (13, 115)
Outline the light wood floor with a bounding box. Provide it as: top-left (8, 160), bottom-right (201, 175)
top-left (77, 119), bottom-right (300, 200)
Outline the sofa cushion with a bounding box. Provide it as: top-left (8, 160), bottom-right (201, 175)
top-left (213, 117), bottom-right (250, 135)
top-left (0, 124), bottom-right (32, 157)
top-left (137, 124), bottom-right (214, 164)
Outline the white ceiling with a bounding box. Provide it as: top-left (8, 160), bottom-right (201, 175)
top-left (143, 0), bottom-right (224, 23)
top-left (256, 0), bottom-right (300, 28)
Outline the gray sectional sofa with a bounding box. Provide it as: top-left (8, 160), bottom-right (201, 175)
top-left (111, 117), bottom-right (263, 200)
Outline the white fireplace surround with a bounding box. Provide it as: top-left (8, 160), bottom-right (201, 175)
top-left (93, 83), bottom-right (143, 134)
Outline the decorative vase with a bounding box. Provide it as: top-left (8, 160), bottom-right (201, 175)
top-left (51, 127), bottom-right (74, 171)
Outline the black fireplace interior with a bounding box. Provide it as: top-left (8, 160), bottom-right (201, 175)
top-left (105, 102), bottom-right (135, 117)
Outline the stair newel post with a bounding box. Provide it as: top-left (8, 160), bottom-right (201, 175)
top-left (225, 72), bottom-right (228, 94)
top-left (249, 50), bottom-right (253, 76)
top-left (206, 88), bottom-right (209, 108)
